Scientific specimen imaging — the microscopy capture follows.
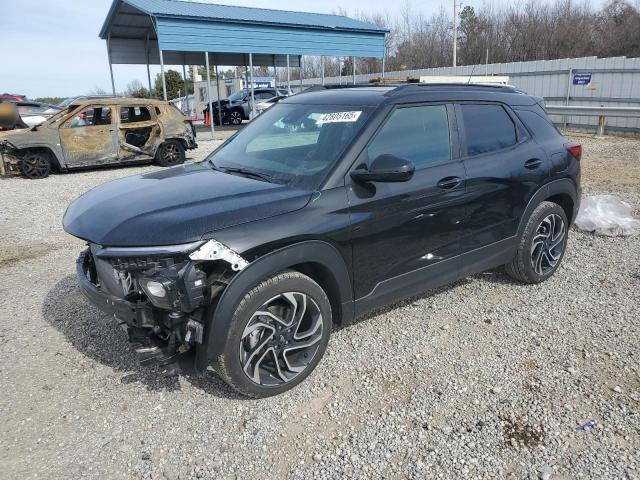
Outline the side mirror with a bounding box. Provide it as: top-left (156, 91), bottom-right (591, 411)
top-left (350, 154), bottom-right (415, 183)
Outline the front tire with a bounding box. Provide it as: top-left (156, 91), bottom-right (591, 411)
top-left (228, 109), bottom-right (243, 125)
top-left (155, 140), bottom-right (185, 167)
top-left (214, 271), bottom-right (332, 398)
top-left (19, 150), bottom-right (51, 179)
top-left (505, 201), bottom-right (568, 284)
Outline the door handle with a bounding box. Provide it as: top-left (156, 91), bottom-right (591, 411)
top-left (437, 176), bottom-right (462, 189)
top-left (524, 158), bottom-right (543, 169)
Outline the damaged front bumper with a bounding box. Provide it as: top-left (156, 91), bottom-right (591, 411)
top-left (77, 250), bottom-right (156, 327)
top-left (76, 240), bottom-right (248, 366)
top-left (0, 140), bottom-right (20, 176)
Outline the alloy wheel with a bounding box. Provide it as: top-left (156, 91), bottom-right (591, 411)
top-left (530, 213), bottom-right (566, 276)
top-left (162, 144), bottom-right (181, 165)
top-left (21, 152), bottom-right (50, 178)
top-left (239, 292), bottom-right (324, 386)
top-left (230, 111), bottom-right (242, 125)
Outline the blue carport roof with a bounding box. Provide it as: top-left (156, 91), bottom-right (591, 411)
top-left (101, 0), bottom-right (388, 62)
top-left (100, 0), bottom-right (389, 37)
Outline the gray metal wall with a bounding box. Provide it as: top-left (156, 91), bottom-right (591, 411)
top-left (303, 56), bottom-right (640, 132)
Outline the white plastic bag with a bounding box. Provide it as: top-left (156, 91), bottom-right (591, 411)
top-left (575, 195), bottom-right (640, 236)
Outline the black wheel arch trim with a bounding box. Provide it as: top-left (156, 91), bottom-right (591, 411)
top-left (14, 145), bottom-right (63, 171)
top-left (517, 179), bottom-right (579, 237)
top-left (195, 240), bottom-right (353, 372)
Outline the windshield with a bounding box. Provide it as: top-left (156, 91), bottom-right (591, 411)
top-left (57, 97), bottom-right (78, 108)
top-left (205, 103), bottom-right (372, 189)
top-left (228, 90), bottom-right (246, 102)
top-left (41, 106), bottom-right (76, 125)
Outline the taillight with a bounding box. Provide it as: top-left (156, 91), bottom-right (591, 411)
top-left (565, 142), bottom-right (582, 161)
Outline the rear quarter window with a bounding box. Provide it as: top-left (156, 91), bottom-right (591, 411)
top-left (460, 104), bottom-right (517, 156)
top-left (515, 109), bottom-right (562, 142)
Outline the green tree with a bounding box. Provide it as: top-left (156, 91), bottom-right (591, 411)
top-left (34, 96), bottom-right (66, 105)
top-left (458, 6), bottom-right (485, 65)
top-left (153, 70), bottom-right (191, 100)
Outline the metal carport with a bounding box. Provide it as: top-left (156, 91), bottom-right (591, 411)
top-left (99, 0), bottom-right (388, 134)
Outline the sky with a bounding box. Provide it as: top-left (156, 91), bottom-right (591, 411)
top-left (0, 0), bottom-right (600, 99)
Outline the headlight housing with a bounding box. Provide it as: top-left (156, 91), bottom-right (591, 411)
top-left (93, 239), bottom-right (247, 312)
top-left (139, 277), bottom-right (173, 309)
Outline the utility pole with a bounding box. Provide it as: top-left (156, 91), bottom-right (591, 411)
top-left (485, 47), bottom-right (489, 75)
top-left (452, 0), bottom-right (457, 68)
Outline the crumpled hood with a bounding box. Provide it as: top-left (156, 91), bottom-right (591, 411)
top-left (0, 127), bottom-right (35, 144)
top-left (63, 163), bottom-right (312, 247)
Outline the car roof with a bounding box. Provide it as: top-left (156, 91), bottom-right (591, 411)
top-left (65, 97), bottom-right (171, 107)
top-left (283, 84), bottom-right (538, 107)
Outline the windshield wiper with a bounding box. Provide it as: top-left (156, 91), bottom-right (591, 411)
top-left (207, 158), bottom-right (221, 171)
top-left (220, 166), bottom-right (273, 182)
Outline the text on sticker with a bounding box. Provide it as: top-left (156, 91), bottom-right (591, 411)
top-left (317, 111), bottom-right (362, 125)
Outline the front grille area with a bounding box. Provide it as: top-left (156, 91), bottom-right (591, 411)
top-left (108, 254), bottom-right (188, 272)
top-left (89, 243), bottom-right (131, 297)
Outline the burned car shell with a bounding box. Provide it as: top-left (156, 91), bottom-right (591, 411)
top-left (0, 98), bottom-right (196, 177)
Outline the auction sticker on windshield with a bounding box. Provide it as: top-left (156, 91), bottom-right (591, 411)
top-left (317, 111), bottom-right (362, 125)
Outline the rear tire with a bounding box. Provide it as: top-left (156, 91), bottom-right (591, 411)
top-left (505, 201), bottom-right (568, 284)
top-left (19, 150), bottom-right (51, 179)
top-left (155, 140), bottom-right (185, 167)
top-left (214, 271), bottom-right (332, 398)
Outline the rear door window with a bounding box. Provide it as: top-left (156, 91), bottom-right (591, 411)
top-left (367, 105), bottom-right (451, 168)
top-left (460, 104), bottom-right (517, 156)
top-left (120, 106), bottom-right (152, 124)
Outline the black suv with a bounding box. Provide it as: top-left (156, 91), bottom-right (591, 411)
top-left (64, 84), bottom-right (581, 397)
top-left (207, 88), bottom-right (289, 125)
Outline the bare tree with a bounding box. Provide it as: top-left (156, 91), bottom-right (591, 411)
top-left (334, 0), bottom-right (639, 77)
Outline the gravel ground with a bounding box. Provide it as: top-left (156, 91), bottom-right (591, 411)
top-left (0, 133), bottom-right (638, 480)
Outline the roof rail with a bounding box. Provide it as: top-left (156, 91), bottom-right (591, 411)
top-left (383, 82), bottom-right (522, 96)
top-left (299, 82), bottom-right (524, 97)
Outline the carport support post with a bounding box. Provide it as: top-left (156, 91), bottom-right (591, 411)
top-left (273, 55), bottom-right (278, 89)
top-left (106, 33), bottom-right (116, 96)
top-left (159, 49), bottom-right (168, 101)
top-left (215, 64), bottom-right (223, 126)
top-left (249, 53), bottom-right (256, 118)
top-left (182, 63), bottom-right (189, 114)
top-left (299, 56), bottom-right (303, 89)
top-left (352, 56), bottom-right (356, 85)
top-left (145, 32), bottom-right (152, 93)
top-left (286, 55), bottom-right (291, 93)
top-left (205, 52), bottom-right (215, 137)
top-left (321, 56), bottom-right (325, 85)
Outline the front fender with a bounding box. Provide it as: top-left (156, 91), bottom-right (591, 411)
top-left (195, 240), bottom-right (353, 372)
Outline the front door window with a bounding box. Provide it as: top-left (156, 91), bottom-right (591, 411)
top-left (59, 106), bottom-right (117, 167)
